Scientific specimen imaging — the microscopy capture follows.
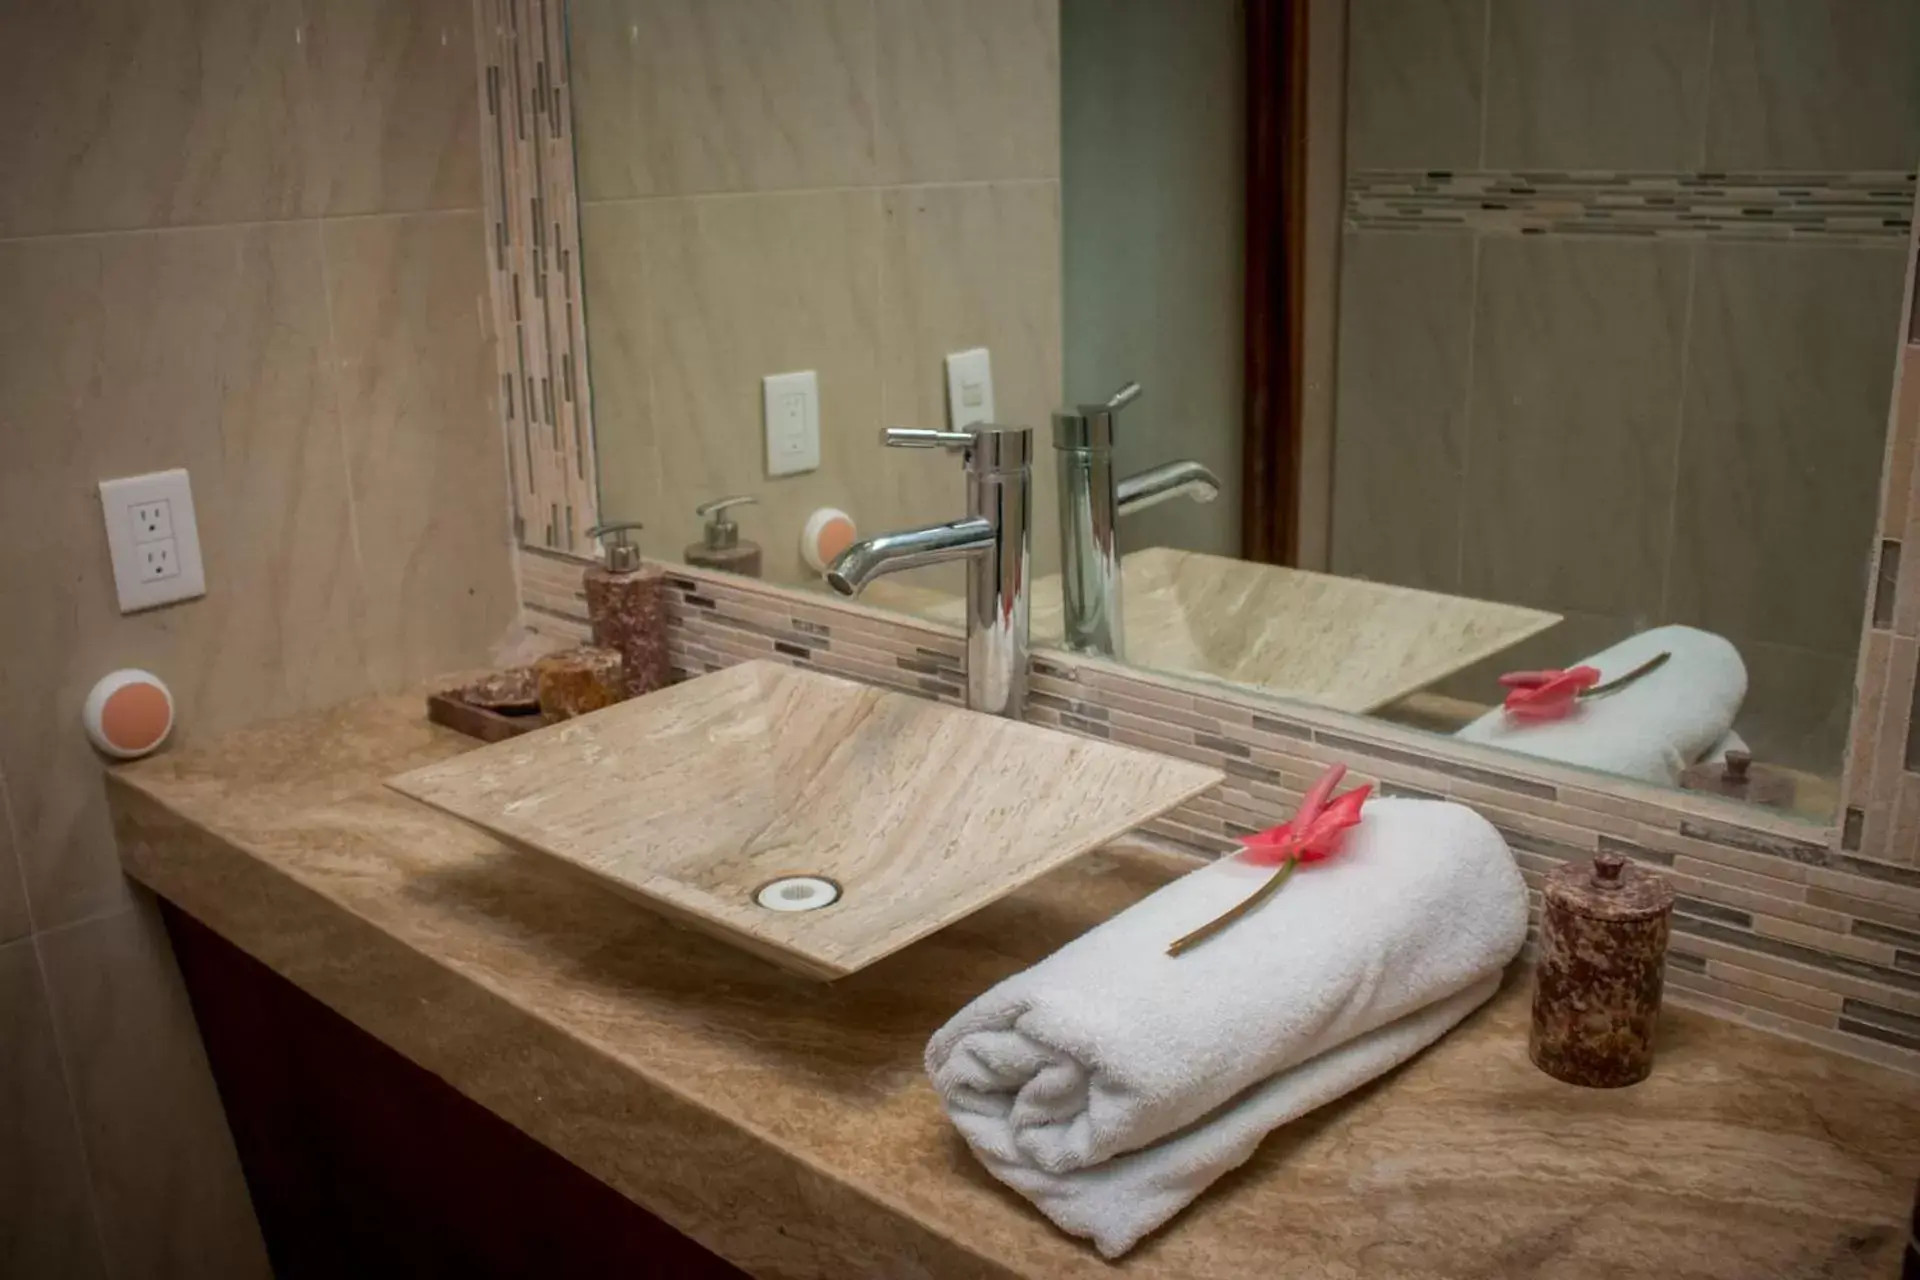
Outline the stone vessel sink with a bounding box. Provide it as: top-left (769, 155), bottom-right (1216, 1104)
top-left (387, 660), bottom-right (1221, 979)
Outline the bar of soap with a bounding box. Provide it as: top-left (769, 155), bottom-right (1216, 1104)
top-left (534, 647), bottom-right (625, 720)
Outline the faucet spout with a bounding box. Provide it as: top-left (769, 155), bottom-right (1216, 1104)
top-left (1116, 460), bottom-right (1221, 517)
top-left (821, 422), bottom-right (1032, 718)
top-left (825, 517), bottom-right (995, 596)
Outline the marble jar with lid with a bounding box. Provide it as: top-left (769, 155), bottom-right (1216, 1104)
top-left (1529, 851), bottom-right (1675, 1088)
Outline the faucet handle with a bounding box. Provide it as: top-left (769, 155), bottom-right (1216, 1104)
top-left (1104, 381), bottom-right (1142, 411)
top-left (883, 427), bottom-right (976, 452)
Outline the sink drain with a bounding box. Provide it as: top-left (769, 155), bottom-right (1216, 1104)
top-left (753, 875), bottom-right (841, 912)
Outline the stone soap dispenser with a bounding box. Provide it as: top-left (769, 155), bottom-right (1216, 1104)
top-left (584, 522), bottom-right (670, 699)
top-left (1529, 852), bottom-right (1675, 1088)
top-left (684, 495), bottom-right (762, 577)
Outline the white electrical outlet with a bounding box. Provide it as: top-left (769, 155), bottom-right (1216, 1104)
top-left (944, 348), bottom-right (995, 431)
top-left (763, 370), bottom-right (821, 477)
top-left (100, 468), bottom-right (206, 613)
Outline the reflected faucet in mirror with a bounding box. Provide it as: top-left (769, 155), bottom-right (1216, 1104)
top-left (825, 425), bottom-right (1033, 719)
top-left (1054, 381), bottom-right (1221, 660)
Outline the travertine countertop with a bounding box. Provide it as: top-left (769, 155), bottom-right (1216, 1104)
top-left (108, 693), bottom-right (1920, 1279)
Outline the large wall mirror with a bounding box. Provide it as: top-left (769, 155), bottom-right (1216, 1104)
top-left (553, 0), bottom-right (1920, 834)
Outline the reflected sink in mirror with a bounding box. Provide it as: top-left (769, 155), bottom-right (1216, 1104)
top-left (870, 547), bottom-right (1560, 715)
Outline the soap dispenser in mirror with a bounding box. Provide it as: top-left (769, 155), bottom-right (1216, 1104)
top-left (685, 495), bottom-right (762, 577)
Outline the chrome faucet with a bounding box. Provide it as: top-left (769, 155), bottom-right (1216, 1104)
top-left (1053, 381), bottom-right (1221, 660)
top-left (826, 424), bottom-right (1033, 718)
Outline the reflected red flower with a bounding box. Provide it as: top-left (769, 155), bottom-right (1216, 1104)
top-left (1499, 665), bottom-right (1601, 722)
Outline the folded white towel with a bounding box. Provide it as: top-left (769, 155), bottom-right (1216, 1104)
top-left (1454, 624), bottom-right (1746, 786)
top-left (925, 798), bottom-right (1527, 1256)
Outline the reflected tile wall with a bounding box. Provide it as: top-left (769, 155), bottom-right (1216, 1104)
top-left (1344, 0), bottom-right (1484, 172)
top-left (1668, 244), bottom-right (1905, 654)
top-left (0, 0), bottom-right (510, 1271)
top-left (571, 0), bottom-right (877, 199)
top-left (1332, 0), bottom-right (1918, 789)
top-left (573, 0), bottom-right (1064, 591)
top-left (1484, 0), bottom-right (1714, 170)
top-left (1329, 230), bottom-right (1475, 594)
top-left (1461, 236), bottom-right (1690, 619)
top-left (879, 182), bottom-right (1065, 576)
top-left (873, 0), bottom-right (1059, 185)
top-left (1707, 0), bottom-right (1920, 172)
top-left (638, 190), bottom-right (884, 583)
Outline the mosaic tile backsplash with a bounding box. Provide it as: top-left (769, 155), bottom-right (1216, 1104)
top-left (517, 548), bottom-right (1920, 1075)
top-left (1348, 169), bottom-right (1917, 242)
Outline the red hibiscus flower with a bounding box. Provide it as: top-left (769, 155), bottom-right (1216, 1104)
top-left (1168, 763), bottom-right (1372, 957)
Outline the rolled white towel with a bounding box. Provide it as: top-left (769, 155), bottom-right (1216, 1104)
top-left (1454, 624), bottom-right (1746, 786)
top-left (925, 798), bottom-right (1527, 1257)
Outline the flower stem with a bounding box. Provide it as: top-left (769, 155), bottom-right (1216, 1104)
top-left (1166, 857), bottom-right (1298, 957)
top-left (1579, 650), bottom-right (1670, 700)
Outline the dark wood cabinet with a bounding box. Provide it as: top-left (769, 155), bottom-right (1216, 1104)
top-left (162, 903), bottom-right (750, 1279)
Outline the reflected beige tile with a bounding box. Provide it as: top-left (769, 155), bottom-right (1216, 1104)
top-left (1330, 231), bottom-right (1476, 594)
top-left (0, 0), bottom-right (314, 235)
top-left (1706, 0), bottom-right (1920, 170)
top-left (572, 0), bottom-right (876, 199)
top-left (1432, 610), bottom-right (1635, 704)
top-left (0, 225), bottom-right (369, 930)
top-left (879, 182), bottom-right (1064, 575)
top-left (1735, 639), bottom-right (1857, 776)
top-left (1484, 0), bottom-right (1713, 169)
top-left (1668, 244), bottom-right (1904, 654)
top-left (1461, 237), bottom-right (1691, 618)
top-left (639, 191), bottom-right (882, 584)
top-left (324, 212), bottom-right (518, 689)
top-left (39, 899), bottom-right (269, 1280)
top-left (0, 771), bottom-right (30, 945)
top-left (303, 0), bottom-right (482, 214)
top-left (876, 0), bottom-right (1059, 183)
top-left (0, 939), bottom-right (105, 1280)
top-left (1346, 0), bottom-right (1486, 170)
top-left (577, 204), bottom-right (666, 556)
top-left (566, 0), bottom-right (640, 201)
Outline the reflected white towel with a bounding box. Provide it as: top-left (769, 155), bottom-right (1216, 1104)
top-left (1455, 624), bottom-right (1746, 786)
top-left (925, 799), bottom-right (1527, 1257)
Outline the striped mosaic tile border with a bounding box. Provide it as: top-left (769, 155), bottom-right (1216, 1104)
top-left (1347, 169), bottom-right (1916, 242)
top-left (514, 549), bottom-right (1920, 1073)
top-left (1840, 221), bottom-right (1920, 866)
top-left (476, 0), bottom-right (599, 557)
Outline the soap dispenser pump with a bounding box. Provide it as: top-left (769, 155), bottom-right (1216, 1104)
top-left (684, 495), bottom-right (763, 577)
top-left (584, 521), bottom-right (669, 699)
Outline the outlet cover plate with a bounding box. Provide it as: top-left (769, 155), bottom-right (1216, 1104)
top-left (763, 370), bottom-right (820, 477)
top-left (944, 347), bottom-right (995, 430)
top-left (100, 468), bottom-right (206, 613)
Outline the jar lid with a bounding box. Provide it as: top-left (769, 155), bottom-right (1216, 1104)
top-left (1543, 853), bottom-right (1674, 922)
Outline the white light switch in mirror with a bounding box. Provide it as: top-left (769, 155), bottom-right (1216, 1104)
top-left (763, 370), bottom-right (820, 477)
top-left (945, 348), bottom-right (995, 430)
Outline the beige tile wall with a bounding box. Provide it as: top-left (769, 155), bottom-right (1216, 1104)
top-left (1333, 0), bottom-right (1920, 774)
top-left (569, 0), bottom-right (1064, 588)
top-left (0, 0), bottom-right (518, 1271)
